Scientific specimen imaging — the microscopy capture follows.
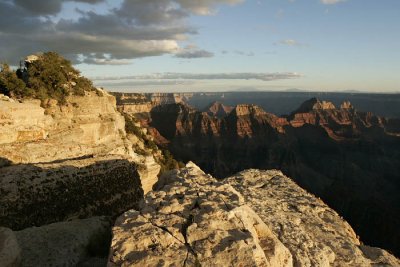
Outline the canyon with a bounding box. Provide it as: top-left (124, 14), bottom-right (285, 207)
top-left (1, 55), bottom-right (399, 265)
top-left (116, 93), bottom-right (400, 259)
top-left (1, 89), bottom-right (399, 266)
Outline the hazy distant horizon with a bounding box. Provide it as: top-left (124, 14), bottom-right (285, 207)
top-left (1, 0), bottom-right (399, 92)
top-left (101, 85), bottom-right (400, 95)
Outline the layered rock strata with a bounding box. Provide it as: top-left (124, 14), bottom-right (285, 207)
top-left (0, 90), bottom-right (132, 164)
top-left (0, 90), bottom-right (162, 229)
top-left (147, 98), bottom-right (400, 256)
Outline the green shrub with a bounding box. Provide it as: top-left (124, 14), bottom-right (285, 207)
top-left (0, 63), bottom-right (33, 98)
top-left (1, 52), bottom-right (95, 104)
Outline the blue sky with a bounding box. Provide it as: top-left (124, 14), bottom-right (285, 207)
top-left (1, 0), bottom-right (399, 92)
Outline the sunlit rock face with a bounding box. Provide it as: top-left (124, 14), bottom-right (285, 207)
top-left (109, 163), bottom-right (293, 267)
top-left (0, 90), bottom-right (132, 164)
top-left (144, 98), bottom-right (400, 257)
top-left (0, 90), bottom-right (161, 229)
top-left (109, 163), bottom-right (400, 266)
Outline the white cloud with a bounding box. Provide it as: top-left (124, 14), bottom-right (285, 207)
top-left (320, 0), bottom-right (347, 5)
top-left (92, 72), bottom-right (302, 82)
top-left (0, 0), bottom-right (242, 64)
top-left (279, 39), bottom-right (302, 46)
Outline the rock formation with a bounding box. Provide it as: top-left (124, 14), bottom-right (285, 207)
top-left (109, 163), bottom-right (400, 266)
top-left (226, 169), bottom-right (400, 266)
top-left (0, 89), bottom-right (162, 229)
top-left (0, 90), bottom-right (132, 163)
top-left (144, 98), bottom-right (400, 257)
top-left (204, 101), bottom-right (233, 118)
top-left (109, 163), bottom-right (293, 266)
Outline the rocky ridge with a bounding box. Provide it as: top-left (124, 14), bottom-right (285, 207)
top-left (143, 98), bottom-right (400, 257)
top-left (109, 163), bottom-right (400, 266)
top-left (204, 101), bottom-right (233, 118)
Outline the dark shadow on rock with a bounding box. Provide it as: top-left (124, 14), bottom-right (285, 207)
top-left (0, 157), bottom-right (12, 168)
top-left (0, 158), bottom-right (143, 230)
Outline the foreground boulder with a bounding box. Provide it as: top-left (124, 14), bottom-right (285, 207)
top-left (108, 162), bottom-right (293, 266)
top-left (109, 164), bottom-right (400, 266)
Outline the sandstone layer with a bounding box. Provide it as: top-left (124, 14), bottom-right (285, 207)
top-left (0, 90), bottom-right (162, 229)
top-left (0, 90), bottom-right (132, 164)
top-left (109, 162), bottom-right (293, 266)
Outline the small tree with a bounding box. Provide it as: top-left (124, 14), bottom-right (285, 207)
top-left (0, 63), bottom-right (32, 98)
top-left (1, 52), bottom-right (96, 103)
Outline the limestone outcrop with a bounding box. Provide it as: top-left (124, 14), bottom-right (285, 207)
top-left (0, 90), bottom-right (132, 164)
top-left (108, 163), bottom-right (293, 266)
top-left (0, 89), bottom-right (163, 228)
top-left (109, 163), bottom-right (400, 266)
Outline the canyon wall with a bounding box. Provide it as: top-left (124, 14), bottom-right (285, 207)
top-left (146, 98), bottom-right (400, 257)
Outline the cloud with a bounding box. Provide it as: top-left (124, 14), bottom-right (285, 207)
top-left (92, 72), bottom-right (302, 82)
top-left (98, 80), bottom-right (195, 87)
top-left (174, 45), bottom-right (214, 58)
top-left (234, 50), bottom-right (255, 56)
top-left (279, 39), bottom-right (301, 46)
top-left (14, 0), bottom-right (105, 15)
top-left (320, 0), bottom-right (347, 5)
top-left (0, 0), bottom-right (242, 64)
top-left (175, 50), bottom-right (214, 59)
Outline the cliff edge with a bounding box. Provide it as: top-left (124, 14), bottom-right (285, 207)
top-left (109, 163), bottom-right (400, 266)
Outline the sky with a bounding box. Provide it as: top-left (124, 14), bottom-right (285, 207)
top-left (0, 0), bottom-right (399, 92)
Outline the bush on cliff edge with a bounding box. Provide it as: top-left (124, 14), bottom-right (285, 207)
top-left (0, 52), bottom-right (95, 104)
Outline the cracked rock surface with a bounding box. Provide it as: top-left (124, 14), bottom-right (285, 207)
top-left (108, 162), bottom-right (292, 266)
top-left (226, 169), bottom-right (400, 267)
top-left (109, 163), bottom-right (400, 266)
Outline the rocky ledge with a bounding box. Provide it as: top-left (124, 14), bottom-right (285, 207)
top-left (109, 163), bottom-right (400, 266)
